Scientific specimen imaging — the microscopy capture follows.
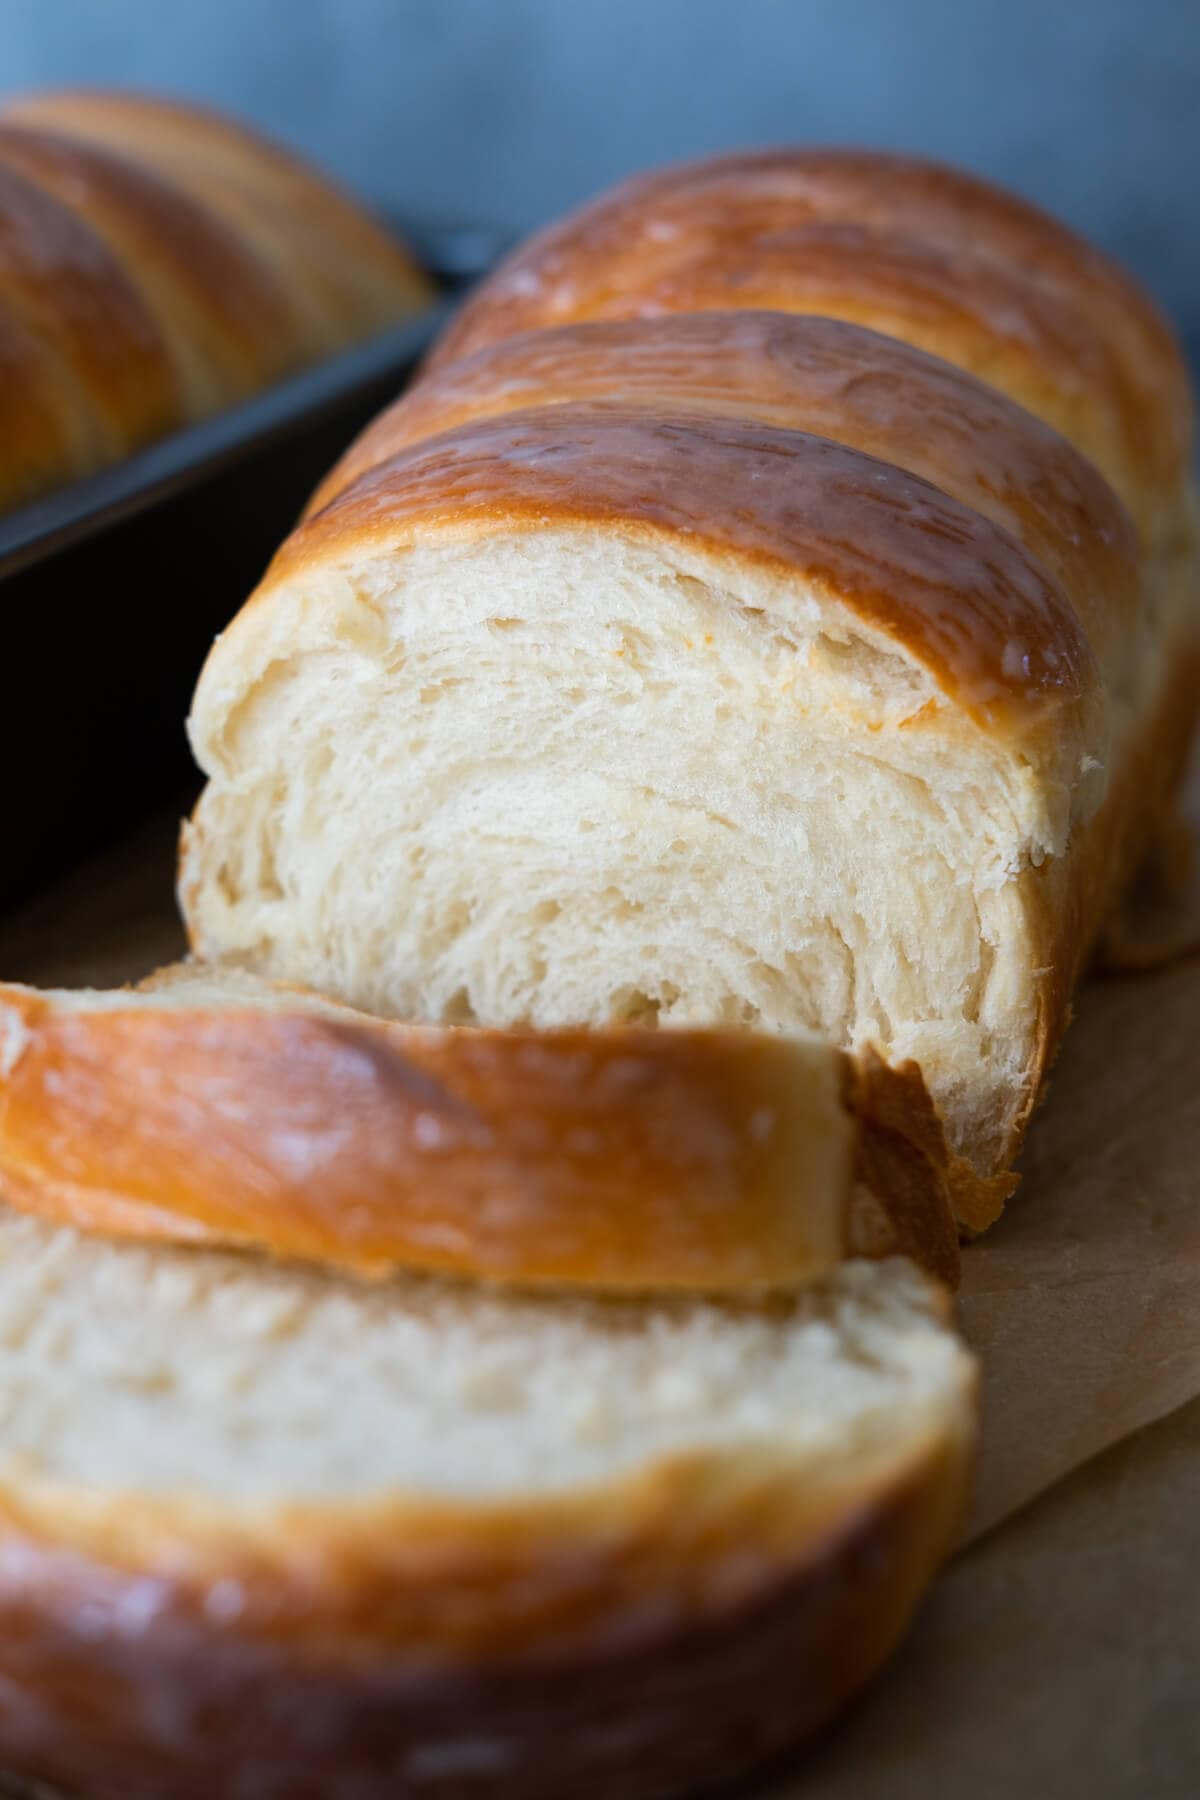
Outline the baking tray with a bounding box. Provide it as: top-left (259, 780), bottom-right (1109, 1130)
top-left (0, 222), bottom-right (507, 913)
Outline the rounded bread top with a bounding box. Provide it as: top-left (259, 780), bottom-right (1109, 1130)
top-left (428, 148), bottom-right (1192, 540)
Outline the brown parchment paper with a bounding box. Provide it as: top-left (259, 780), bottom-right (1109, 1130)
top-left (959, 966), bottom-right (1200, 1537)
top-left (957, 747), bottom-right (1200, 1541)
top-left (771, 1393), bottom-right (1200, 1799)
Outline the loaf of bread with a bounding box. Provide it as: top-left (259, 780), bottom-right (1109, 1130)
top-left (1, 144), bottom-right (1189, 1794)
top-left (0, 1208), bottom-right (974, 1800)
top-left (0, 961), bottom-right (971, 1288)
top-left (0, 89), bottom-right (432, 514)
top-left (181, 236), bottom-right (1197, 1196)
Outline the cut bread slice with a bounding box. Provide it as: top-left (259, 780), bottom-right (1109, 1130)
top-left (0, 962), bottom-right (969, 1291)
top-left (0, 1207), bottom-right (975, 1799)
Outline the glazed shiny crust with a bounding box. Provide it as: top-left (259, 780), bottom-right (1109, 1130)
top-left (0, 89), bottom-right (431, 513)
top-left (0, 1413), bottom-right (972, 1800)
top-left (309, 310), bottom-right (1141, 667)
top-left (0, 976), bottom-right (968, 1288)
top-left (427, 148), bottom-right (1192, 543)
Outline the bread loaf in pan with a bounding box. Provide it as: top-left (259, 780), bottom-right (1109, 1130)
top-left (0, 89), bottom-right (432, 514)
top-left (0, 1210), bottom-right (974, 1799)
top-left (0, 961), bottom-right (967, 1288)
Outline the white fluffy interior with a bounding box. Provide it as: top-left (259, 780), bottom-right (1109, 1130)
top-left (0, 1209), bottom-right (965, 1503)
top-left (186, 531), bottom-right (1062, 1167)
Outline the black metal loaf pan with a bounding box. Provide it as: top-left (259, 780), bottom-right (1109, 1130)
top-left (0, 223), bottom-right (505, 913)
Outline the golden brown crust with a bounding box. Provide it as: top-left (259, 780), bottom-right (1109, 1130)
top-left (0, 89), bottom-right (432, 513)
top-left (0, 1420), bottom-right (972, 1799)
top-left (427, 149), bottom-right (1191, 540)
top-left (0, 982), bottom-right (960, 1288)
top-left (270, 404), bottom-right (1094, 737)
top-left (309, 310), bottom-right (1140, 669)
top-left (847, 1047), bottom-right (1014, 1240)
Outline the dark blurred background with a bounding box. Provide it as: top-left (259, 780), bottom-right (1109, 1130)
top-left (5, 0), bottom-right (1199, 355)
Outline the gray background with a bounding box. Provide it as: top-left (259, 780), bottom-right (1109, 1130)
top-left (3, 0), bottom-right (1198, 344)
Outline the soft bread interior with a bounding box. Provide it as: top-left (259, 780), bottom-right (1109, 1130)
top-left (0, 1206), bottom-right (967, 1504)
top-left (184, 529), bottom-right (1082, 1173)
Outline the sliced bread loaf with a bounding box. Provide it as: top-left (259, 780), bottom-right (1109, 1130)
top-left (180, 161), bottom-right (1198, 1208)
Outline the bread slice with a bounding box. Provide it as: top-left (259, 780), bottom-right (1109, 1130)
top-left (0, 962), bottom-right (969, 1290)
top-left (0, 1206), bottom-right (975, 1798)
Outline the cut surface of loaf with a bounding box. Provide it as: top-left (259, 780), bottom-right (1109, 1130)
top-left (0, 88), bottom-right (432, 513)
top-left (183, 380), bottom-right (1198, 1187)
top-left (0, 1207), bottom-right (974, 1797)
top-left (427, 147), bottom-right (1192, 546)
top-left (0, 961), bottom-right (968, 1288)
